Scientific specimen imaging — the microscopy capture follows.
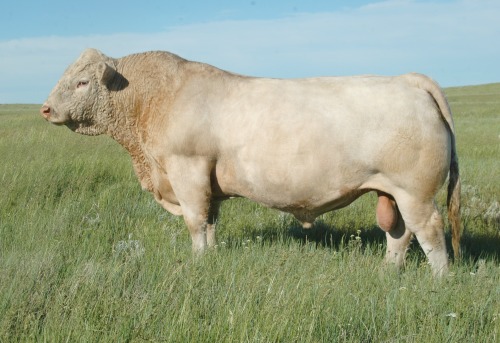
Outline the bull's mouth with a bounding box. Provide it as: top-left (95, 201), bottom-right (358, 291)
top-left (49, 119), bottom-right (67, 126)
top-left (40, 104), bottom-right (70, 125)
top-left (44, 116), bottom-right (69, 126)
top-left (40, 104), bottom-right (101, 136)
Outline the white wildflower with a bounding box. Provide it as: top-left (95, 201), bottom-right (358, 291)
top-left (484, 201), bottom-right (500, 224)
top-left (82, 203), bottom-right (100, 226)
top-left (114, 233), bottom-right (145, 258)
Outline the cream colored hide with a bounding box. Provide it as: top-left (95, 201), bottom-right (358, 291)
top-left (41, 49), bottom-right (461, 276)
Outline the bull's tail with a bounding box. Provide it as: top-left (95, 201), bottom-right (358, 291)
top-left (402, 73), bottom-right (461, 260)
top-left (447, 142), bottom-right (461, 260)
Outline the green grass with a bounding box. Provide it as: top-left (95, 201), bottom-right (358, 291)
top-left (0, 83), bottom-right (499, 342)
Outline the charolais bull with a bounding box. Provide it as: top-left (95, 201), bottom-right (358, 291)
top-left (40, 48), bottom-right (461, 276)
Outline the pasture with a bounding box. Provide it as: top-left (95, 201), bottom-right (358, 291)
top-left (0, 83), bottom-right (499, 342)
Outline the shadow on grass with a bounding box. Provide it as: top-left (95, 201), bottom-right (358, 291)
top-left (246, 219), bottom-right (500, 262)
top-left (288, 221), bottom-right (386, 250)
top-left (458, 231), bottom-right (500, 262)
top-left (247, 219), bottom-right (386, 251)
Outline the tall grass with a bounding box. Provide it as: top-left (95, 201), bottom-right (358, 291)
top-left (0, 83), bottom-right (499, 342)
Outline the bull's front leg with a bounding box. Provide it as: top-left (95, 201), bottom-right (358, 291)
top-left (183, 208), bottom-right (210, 253)
top-left (167, 156), bottom-right (215, 253)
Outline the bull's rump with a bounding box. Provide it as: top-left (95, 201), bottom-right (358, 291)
top-left (205, 75), bottom-right (451, 212)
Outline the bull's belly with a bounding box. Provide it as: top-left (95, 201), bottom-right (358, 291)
top-left (277, 188), bottom-right (369, 224)
top-left (213, 159), bottom-right (373, 216)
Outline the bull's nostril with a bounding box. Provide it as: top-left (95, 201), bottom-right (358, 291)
top-left (40, 105), bottom-right (51, 119)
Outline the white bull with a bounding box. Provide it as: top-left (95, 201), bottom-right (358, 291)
top-left (40, 49), bottom-right (461, 276)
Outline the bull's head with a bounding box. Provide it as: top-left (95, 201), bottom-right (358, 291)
top-left (40, 48), bottom-right (119, 136)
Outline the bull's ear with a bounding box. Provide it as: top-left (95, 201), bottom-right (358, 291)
top-left (97, 62), bottom-right (116, 86)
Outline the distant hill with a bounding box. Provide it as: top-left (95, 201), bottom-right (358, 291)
top-left (446, 82), bottom-right (500, 97)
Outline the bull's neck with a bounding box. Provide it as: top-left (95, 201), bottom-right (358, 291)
top-left (105, 86), bottom-right (154, 192)
top-left (105, 61), bottom-right (151, 146)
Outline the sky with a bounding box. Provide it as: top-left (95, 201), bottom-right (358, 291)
top-left (1, 0), bottom-right (499, 103)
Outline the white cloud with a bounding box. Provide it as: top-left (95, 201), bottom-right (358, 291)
top-left (1, 0), bottom-right (499, 103)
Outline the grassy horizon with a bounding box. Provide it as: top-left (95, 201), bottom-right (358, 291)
top-left (0, 83), bottom-right (499, 342)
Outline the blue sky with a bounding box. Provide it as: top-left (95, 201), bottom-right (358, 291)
top-left (1, 0), bottom-right (499, 103)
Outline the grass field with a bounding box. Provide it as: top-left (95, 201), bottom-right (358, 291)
top-left (0, 83), bottom-right (499, 342)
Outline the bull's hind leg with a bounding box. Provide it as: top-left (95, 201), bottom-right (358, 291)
top-left (396, 194), bottom-right (448, 276)
top-left (376, 193), bottom-right (412, 269)
top-left (384, 209), bottom-right (412, 269)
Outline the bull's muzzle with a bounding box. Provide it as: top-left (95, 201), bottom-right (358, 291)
top-left (40, 103), bottom-right (51, 120)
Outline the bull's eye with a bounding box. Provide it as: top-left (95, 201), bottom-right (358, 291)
top-left (77, 81), bottom-right (89, 88)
